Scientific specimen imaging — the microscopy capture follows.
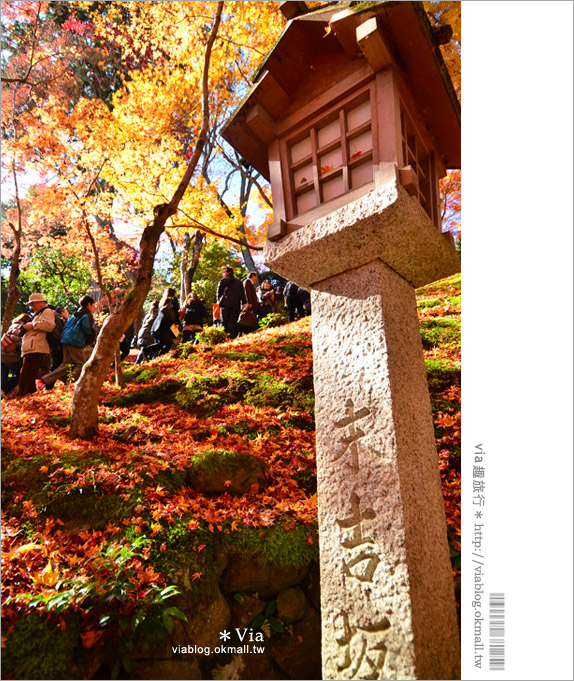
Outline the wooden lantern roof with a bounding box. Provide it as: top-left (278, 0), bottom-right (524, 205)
top-left (221, 1), bottom-right (460, 180)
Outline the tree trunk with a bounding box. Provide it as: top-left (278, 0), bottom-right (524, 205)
top-left (69, 1), bottom-right (224, 439)
top-left (240, 240), bottom-right (257, 275)
top-left (114, 346), bottom-right (125, 388)
top-left (2, 231), bottom-right (21, 334)
top-left (181, 230), bottom-right (205, 299)
top-left (70, 218), bottom-right (165, 438)
top-left (238, 173), bottom-right (257, 274)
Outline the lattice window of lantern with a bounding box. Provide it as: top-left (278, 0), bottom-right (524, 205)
top-left (286, 89), bottom-right (374, 219)
top-left (400, 106), bottom-right (440, 229)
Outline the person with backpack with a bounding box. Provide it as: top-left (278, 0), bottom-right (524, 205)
top-left (1, 313), bottom-right (32, 397)
top-left (14, 293), bottom-right (56, 396)
top-left (36, 295), bottom-right (97, 391)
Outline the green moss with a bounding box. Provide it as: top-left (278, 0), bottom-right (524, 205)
top-left (174, 374), bottom-right (239, 418)
top-left (420, 324), bottom-right (461, 350)
top-left (425, 359), bottom-right (461, 394)
top-left (107, 379), bottom-right (183, 406)
top-left (417, 297), bottom-right (442, 309)
top-left (152, 522), bottom-right (224, 596)
top-left (231, 523), bottom-right (319, 568)
top-left (421, 317), bottom-right (460, 329)
top-left (447, 295), bottom-right (461, 307)
top-left (2, 451), bottom-right (98, 511)
top-left (278, 343), bottom-right (306, 357)
top-left (46, 486), bottom-right (138, 528)
top-left (244, 374), bottom-right (314, 413)
top-left (217, 351), bottom-right (265, 362)
top-left (153, 519), bottom-right (319, 597)
top-left (122, 365), bottom-right (161, 384)
top-left (266, 333), bottom-right (309, 345)
top-left (47, 414), bottom-right (72, 427)
top-left (2, 612), bottom-right (86, 680)
top-left (2, 451), bottom-right (139, 527)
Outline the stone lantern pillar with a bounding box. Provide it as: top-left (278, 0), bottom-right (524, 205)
top-left (222, 3), bottom-right (461, 678)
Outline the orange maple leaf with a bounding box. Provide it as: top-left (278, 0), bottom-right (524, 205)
top-left (224, 479), bottom-right (232, 488)
top-left (191, 571), bottom-right (203, 581)
top-left (196, 544), bottom-right (206, 552)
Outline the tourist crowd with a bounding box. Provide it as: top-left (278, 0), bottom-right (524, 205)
top-left (1, 268), bottom-right (311, 398)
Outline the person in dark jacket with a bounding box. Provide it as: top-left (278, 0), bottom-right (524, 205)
top-left (284, 280), bottom-right (304, 322)
top-left (146, 287), bottom-right (180, 358)
top-left (134, 300), bottom-right (159, 364)
top-left (37, 295), bottom-right (97, 390)
top-left (240, 271), bottom-right (259, 335)
top-left (181, 292), bottom-right (209, 343)
top-left (297, 287), bottom-right (311, 316)
top-left (217, 266), bottom-right (246, 339)
top-left (1, 313), bottom-right (32, 396)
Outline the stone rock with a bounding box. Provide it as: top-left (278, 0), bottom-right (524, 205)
top-left (221, 554), bottom-right (310, 598)
top-left (172, 551), bottom-right (228, 590)
top-left (129, 657), bottom-right (202, 680)
top-left (188, 453), bottom-right (268, 495)
top-left (214, 652), bottom-right (285, 681)
top-left (184, 586), bottom-right (232, 649)
top-left (276, 586), bottom-right (309, 625)
top-left (301, 560), bottom-right (321, 612)
top-left (269, 607), bottom-right (322, 680)
top-left (230, 593), bottom-right (266, 629)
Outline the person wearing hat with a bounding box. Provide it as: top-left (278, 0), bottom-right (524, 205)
top-left (16, 293), bottom-right (55, 396)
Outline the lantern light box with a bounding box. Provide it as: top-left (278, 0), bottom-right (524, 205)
top-left (222, 0), bottom-right (460, 251)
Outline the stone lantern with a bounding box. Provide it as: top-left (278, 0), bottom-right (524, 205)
top-left (222, 2), bottom-right (461, 679)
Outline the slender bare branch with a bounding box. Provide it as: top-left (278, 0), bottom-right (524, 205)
top-left (168, 219), bottom-right (263, 251)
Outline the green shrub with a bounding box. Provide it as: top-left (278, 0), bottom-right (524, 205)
top-left (259, 313), bottom-right (287, 329)
top-left (195, 326), bottom-right (228, 346)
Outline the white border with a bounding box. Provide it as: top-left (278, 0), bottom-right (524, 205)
top-left (462, 2), bottom-right (573, 679)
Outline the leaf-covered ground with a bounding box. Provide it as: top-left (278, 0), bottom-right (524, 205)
top-left (1, 274), bottom-right (460, 677)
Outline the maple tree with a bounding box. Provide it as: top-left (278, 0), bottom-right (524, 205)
top-left (2, 1), bottom-right (284, 434)
top-left (0, 0), bottom-right (130, 329)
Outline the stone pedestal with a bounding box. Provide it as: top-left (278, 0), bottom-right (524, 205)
top-left (263, 179), bottom-right (461, 680)
top-left (312, 259), bottom-right (460, 680)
